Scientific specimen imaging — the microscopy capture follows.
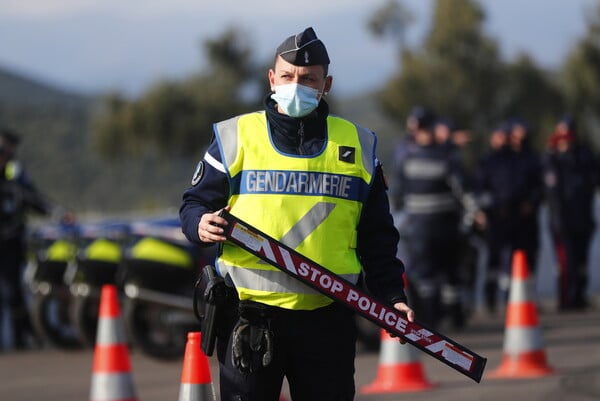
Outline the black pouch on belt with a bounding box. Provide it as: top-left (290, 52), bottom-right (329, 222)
top-left (231, 300), bottom-right (275, 374)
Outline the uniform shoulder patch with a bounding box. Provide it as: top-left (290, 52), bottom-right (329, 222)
top-left (191, 161), bottom-right (204, 186)
top-left (339, 146), bottom-right (355, 163)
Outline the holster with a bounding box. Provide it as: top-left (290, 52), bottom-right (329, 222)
top-left (193, 264), bottom-right (236, 356)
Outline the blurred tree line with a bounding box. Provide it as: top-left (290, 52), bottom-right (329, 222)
top-left (93, 0), bottom-right (600, 177)
top-left (1, 0), bottom-right (599, 215)
top-left (369, 0), bottom-right (600, 168)
top-left (93, 28), bottom-right (268, 160)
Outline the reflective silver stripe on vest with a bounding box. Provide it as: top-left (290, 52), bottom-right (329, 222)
top-left (280, 202), bottom-right (336, 249)
top-left (404, 193), bottom-right (458, 214)
top-left (403, 159), bottom-right (447, 179)
top-left (90, 372), bottom-right (136, 401)
top-left (214, 115), bottom-right (244, 169)
top-left (355, 124), bottom-right (376, 177)
top-left (220, 261), bottom-right (359, 294)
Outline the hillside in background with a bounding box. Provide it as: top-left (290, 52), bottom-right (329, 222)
top-left (0, 67), bottom-right (91, 107)
top-left (0, 65), bottom-right (196, 217)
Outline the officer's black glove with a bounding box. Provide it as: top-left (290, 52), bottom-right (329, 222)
top-left (231, 301), bottom-right (274, 374)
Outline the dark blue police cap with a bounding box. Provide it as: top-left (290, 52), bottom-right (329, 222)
top-left (508, 117), bottom-right (529, 132)
top-left (435, 117), bottom-right (455, 132)
top-left (408, 105), bottom-right (436, 130)
top-left (491, 121), bottom-right (510, 135)
top-left (276, 27), bottom-right (330, 66)
top-left (559, 115), bottom-right (576, 131)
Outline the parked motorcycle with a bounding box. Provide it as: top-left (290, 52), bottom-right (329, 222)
top-left (118, 216), bottom-right (215, 360)
top-left (64, 219), bottom-right (130, 347)
top-left (24, 221), bottom-right (82, 349)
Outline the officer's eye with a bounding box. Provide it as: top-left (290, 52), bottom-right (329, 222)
top-left (300, 75), bottom-right (317, 83)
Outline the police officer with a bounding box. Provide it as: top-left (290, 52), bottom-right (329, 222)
top-left (180, 27), bottom-right (414, 401)
top-left (543, 116), bottom-right (598, 310)
top-left (474, 123), bottom-right (515, 313)
top-left (391, 107), bottom-right (468, 330)
top-left (0, 128), bottom-right (51, 350)
top-left (434, 117), bottom-right (479, 321)
top-left (390, 106), bottom-right (425, 211)
top-left (474, 119), bottom-right (543, 313)
top-left (508, 118), bottom-right (543, 275)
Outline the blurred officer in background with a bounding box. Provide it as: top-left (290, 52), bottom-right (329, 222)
top-left (434, 117), bottom-right (479, 319)
top-left (474, 123), bottom-right (516, 313)
top-left (180, 27), bottom-right (413, 401)
top-left (0, 128), bottom-right (52, 350)
top-left (434, 118), bottom-right (459, 155)
top-left (434, 117), bottom-right (472, 152)
top-left (508, 118), bottom-right (543, 275)
top-left (390, 105), bottom-right (424, 210)
top-left (543, 116), bottom-right (598, 310)
top-left (392, 107), bottom-right (470, 330)
top-left (475, 119), bottom-right (543, 313)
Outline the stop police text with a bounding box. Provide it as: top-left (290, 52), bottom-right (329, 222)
top-left (294, 261), bottom-right (408, 333)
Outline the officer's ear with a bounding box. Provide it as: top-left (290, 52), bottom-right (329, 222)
top-left (323, 75), bottom-right (333, 95)
top-left (268, 68), bottom-right (276, 91)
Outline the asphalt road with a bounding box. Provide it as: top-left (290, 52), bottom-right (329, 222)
top-left (0, 300), bottom-right (599, 401)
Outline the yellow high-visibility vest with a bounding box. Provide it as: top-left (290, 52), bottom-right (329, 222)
top-left (214, 111), bottom-right (376, 310)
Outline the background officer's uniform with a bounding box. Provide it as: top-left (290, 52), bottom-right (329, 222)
top-left (543, 124), bottom-right (598, 310)
top-left (391, 108), bottom-right (468, 329)
top-left (0, 129), bottom-right (51, 349)
top-left (475, 122), bottom-right (542, 312)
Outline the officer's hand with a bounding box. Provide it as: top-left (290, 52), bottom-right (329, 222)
top-left (393, 302), bottom-right (415, 344)
top-left (197, 206), bottom-right (230, 243)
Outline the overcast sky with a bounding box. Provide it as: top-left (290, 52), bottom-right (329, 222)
top-left (0, 0), bottom-right (596, 97)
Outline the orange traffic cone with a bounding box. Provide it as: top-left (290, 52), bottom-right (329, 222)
top-left (489, 250), bottom-right (555, 379)
top-left (361, 329), bottom-right (433, 393)
top-left (177, 332), bottom-right (216, 401)
top-left (90, 285), bottom-right (138, 401)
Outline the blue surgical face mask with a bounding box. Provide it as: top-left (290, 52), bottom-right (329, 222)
top-left (271, 83), bottom-right (321, 118)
